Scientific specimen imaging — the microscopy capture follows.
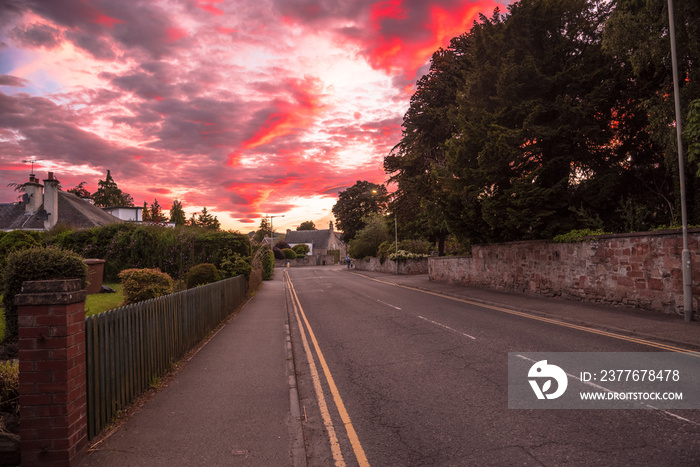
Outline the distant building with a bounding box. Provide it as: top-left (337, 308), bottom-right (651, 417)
top-left (102, 206), bottom-right (143, 222)
top-left (284, 222), bottom-right (345, 257)
top-left (0, 172), bottom-right (122, 231)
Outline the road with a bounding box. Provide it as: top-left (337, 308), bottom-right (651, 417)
top-left (284, 266), bottom-right (700, 466)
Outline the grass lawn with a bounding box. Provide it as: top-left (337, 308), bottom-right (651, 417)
top-left (85, 283), bottom-right (124, 317)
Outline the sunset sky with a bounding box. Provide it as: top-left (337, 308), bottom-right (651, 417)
top-left (0, 0), bottom-right (506, 232)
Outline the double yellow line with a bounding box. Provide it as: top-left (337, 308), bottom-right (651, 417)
top-left (285, 271), bottom-right (370, 467)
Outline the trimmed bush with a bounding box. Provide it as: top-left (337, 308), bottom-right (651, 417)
top-left (292, 244), bottom-right (310, 256)
top-left (219, 249), bottom-right (252, 279)
top-left (282, 248), bottom-right (297, 259)
top-left (185, 263), bottom-right (221, 289)
top-left (2, 247), bottom-right (88, 343)
top-left (0, 360), bottom-right (19, 415)
top-left (119, 268), bottom-right (173, 305)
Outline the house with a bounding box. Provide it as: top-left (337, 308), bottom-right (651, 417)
top-left (284, 222), bottom-right (345, 257)
top-left (102, 206), bottom-right (143, 222)
top-left (0, 172), bottom-right (122, 231)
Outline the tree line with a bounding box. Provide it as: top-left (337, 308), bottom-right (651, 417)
top-left (67, 170), bottom-right (221, 229)
top-left (376, 0), bottom-right (700, 249)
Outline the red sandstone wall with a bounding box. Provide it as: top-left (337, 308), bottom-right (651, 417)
top-left (429, 230), bottom-right (700, 316)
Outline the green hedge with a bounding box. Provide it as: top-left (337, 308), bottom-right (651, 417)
top-left (2, 247), bottom-right (88, 343)
top-left (45, 224), bottom-right (251, 281)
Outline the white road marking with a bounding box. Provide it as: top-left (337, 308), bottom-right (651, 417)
top-left (378, 300), bottom-right (401, 310)
top-left (418, 316), bottom-right (476, 340)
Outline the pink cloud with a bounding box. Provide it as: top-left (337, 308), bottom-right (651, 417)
top-left (0, 0), bottom-right (507, 231)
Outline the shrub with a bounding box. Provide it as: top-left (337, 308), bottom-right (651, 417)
top-left (272, 247), bottom-right (285, 260)
top-left (2, 247), bottom-right (88, 343)
top-left (282, 248), bottom-right (297, 259)
top-left (377, 241), bottom-right (394, 260)
top-left (261, 247), bottom-right (275, 281)
top-left (398, 239), bottom-right (432, 255)
top-left (388, 250), bottom-right (429, 261)
top-left (185, 263), bottom-right (221, 289)
top-left (119, 268), bottom-right (173, 305)
top-left (219, 249), bottom-right (252, 279)
top-left (292, 244), bottom-right (310, 256)
top-left (0, 360), bottom-right (19, 416)
top-left (552, 229), bottom-right (609, 243)
top-left (0, 230), bottom-right (40, 266)
top-left (275, 241), bottom-right (291, 250)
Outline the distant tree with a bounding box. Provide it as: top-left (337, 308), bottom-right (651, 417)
top-left (67, 181), bottom-right (91, 198)
top-left (196, 207), bottom-right (220, 230)
top-left (149, 199), bottom-right (168, 223)
top-left (170, 200), bottom-right (186, 226)
top-left (297, 221), bottom-right (316, 230)
top-left (347, 213), bottom-right (392, 258)
top-left (332, 181), bottom-right (389, 243)
top-left (92, 170), bottom-right (134, 207)
top-left (142, 201), bottom-right (150, 222)
top-left (253, 218), bottom-right (271, 243)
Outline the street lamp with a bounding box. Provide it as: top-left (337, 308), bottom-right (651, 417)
top-left (667, 0), bottom-right (693, 321)
top-left (264, 214), bottom-right (285, 242)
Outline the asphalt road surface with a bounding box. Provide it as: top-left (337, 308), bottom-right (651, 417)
top-left (285, 266), bottom-right (700, 467)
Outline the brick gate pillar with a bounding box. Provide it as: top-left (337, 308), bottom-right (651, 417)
top-left (15, 279), bottom-right (88, 467)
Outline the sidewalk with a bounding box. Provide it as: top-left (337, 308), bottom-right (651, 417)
top-left (352, 270), bottom-right (700, 352)
top-left (80, 272), bottom-right (303, 466)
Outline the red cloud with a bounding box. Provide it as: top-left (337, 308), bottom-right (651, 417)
top-left (243, 77), bottom-right (325, 150)
top-left (94, 14), bottom-right (124, 29)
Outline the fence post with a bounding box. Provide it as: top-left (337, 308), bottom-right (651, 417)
top-left (16, 279), bottom-right (88, 467)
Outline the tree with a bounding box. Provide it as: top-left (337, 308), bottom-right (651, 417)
top-left (347, 213), bottom-right (392, 258)
top-left (196, 207), bottom-right (220, 230)
top-left (92, 170), bottom-right (134, 207)
top-left (142, 201), bottom-right (150, 222)
top-left (149, 199), bottom-right (168, 223)
top-left (385, 34), bottom-right (471, 253)
top-left (67, 181), bottom-right (90, 198)
top-left (331, 181), bottom-right (389, 243)
top-left (253, 218), bottom-right (271, 243)
top-left (297, 221), bottom-right (316, 231)
top-left (170, 200), bottom-right (186, 226)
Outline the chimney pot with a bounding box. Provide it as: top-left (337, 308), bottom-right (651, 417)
top-left (48, 172), bottom-right (54, 180)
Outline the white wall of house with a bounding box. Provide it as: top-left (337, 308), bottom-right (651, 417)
top-left (103, 207), bottom-right (143, 222)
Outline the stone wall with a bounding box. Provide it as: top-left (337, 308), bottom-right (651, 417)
top-left (429, 230), bottom-right (700, 317)
top-left (353, 257), bottom-right (428, 275)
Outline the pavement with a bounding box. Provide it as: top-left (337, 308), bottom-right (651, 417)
top-left (79, 265), bottom-right (700, 466)
top-left (80, 271), bottom-right (305, 467)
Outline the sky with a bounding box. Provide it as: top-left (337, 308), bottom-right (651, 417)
top-left (0, 0), bottom-right (505, 232)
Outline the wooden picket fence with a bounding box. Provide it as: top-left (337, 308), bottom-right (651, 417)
top-left (84, 275), bottom-right (247, 439)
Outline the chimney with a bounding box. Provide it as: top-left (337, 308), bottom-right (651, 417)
top-left (43, 172), bottom-right (59, 229)
top-left (286, 229), bottom-right (291, 236)
top-left (329, 221), bottom-right (334, 232)
top-left (24, 175), bottom-right (43, 213)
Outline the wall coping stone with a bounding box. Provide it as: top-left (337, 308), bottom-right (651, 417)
top-left (15, 279), bottom-right (86, 306)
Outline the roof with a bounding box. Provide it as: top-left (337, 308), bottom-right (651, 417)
top-left (285, 229), bottom-right (338, 249)
top-left (0, 191), bottom-right (122, 231)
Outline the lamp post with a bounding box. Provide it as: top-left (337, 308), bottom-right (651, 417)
top-left (264, 214), bottom-right (285, 242)
top-left (667, 0), bottom-right (693, 321)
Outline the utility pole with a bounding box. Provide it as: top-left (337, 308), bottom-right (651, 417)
top-left (667, 0), bottom-right (693, 321)
top-left (264, 214), bottom-right (285, 241)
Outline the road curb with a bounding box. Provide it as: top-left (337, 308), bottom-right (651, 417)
top-left (285, 297), bottom-right (308, 467)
